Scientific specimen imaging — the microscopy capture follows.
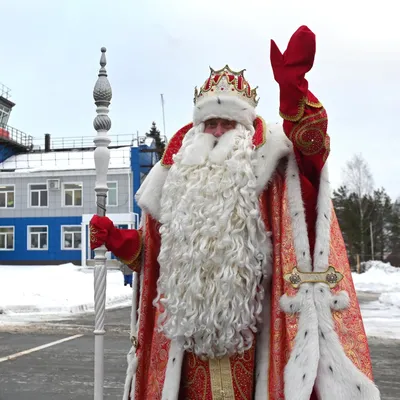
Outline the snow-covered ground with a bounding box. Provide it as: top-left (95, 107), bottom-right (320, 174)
top-left (352, 261), bottom-right (400, 340)
top-left (0, 263), bottom-right (133, 325)
top-left (1, 261), bottom-right (399, 340)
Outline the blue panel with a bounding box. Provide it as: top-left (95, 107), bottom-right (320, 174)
top-left (0, 216), bottom-right (82, 263)
top-left (0, 144), bottom-right (19, 163)
top-left (130, 147), bottom-right (141, 216)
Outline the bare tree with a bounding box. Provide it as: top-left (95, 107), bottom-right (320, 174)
top-left (342, 154), bottom-right (374, 261)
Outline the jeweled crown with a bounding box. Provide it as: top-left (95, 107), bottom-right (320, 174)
top-left (194, 65), bottom-right (259, 108)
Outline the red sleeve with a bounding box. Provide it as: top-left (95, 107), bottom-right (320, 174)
top-left (281, 93), bottom-right (330, 256)
top-left (106, 228), bottom-right (143, 272)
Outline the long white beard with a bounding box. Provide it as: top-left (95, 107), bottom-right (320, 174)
top-left (155, 123), bottom-right (270, 359)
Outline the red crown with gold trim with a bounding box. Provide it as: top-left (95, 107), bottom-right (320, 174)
top-left (194, 65), bottom-right (259, 108)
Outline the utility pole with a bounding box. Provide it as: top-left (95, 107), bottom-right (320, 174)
top-left (370, 221), bottom-right (374, 260)
top-left (161, 94), bottom-right (166, 138)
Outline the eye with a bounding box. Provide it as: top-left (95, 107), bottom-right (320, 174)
top-left (223, 121), bottom-right (235, 129)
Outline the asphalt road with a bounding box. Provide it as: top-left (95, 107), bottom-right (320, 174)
top-left (0, 307), bottom-right (399, 400)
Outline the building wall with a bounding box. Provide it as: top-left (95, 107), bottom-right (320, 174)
top-left (0, 168), bottom-right (133, 265)
top-left (0, 216), bottom-right (82, 265)
top-left (0, 169), bottom-right (132, 218)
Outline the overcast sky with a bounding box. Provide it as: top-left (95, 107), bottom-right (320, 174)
top-left (1, 0), bottom-right (398, 199)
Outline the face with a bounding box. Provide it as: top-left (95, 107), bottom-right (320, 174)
top-left (204, 118), bottom-right (237, 138)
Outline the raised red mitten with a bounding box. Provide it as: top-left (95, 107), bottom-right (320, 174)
top-left (270, 26), bottom-right (318, 121)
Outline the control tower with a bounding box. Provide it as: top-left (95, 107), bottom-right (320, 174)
top-left (0, 83), bottom-right (33, 163)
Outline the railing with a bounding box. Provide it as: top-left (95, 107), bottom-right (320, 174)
top-left (0, 123), bottom-right (33, 149)
top-left (32, 133), bottom-right (167, 151)
top-left (0, 83), bottom-right (11, 100)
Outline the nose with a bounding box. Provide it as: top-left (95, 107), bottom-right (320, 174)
top-left (213, 125), bottom-right (225, 138)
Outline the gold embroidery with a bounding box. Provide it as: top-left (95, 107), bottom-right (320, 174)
top-left (284, 266), bottom-right (344, 289)
top-left (288, 108), bottom-right (329, 157)
top-left (89, 224), bottom-right (98, 245)
top-left (209, 357), bottom-right (235, 400)
top-left (279, 96), bottom-right (323, 122)
top-left (118, 231), bottom-right (143, 267)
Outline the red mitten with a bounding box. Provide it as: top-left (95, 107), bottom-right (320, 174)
top-left (90, 215), bottom-right (115, 250)
top-left (90, 215), bottom-right (143, 271)
top-left (270, 25), bottom-right (319, 120)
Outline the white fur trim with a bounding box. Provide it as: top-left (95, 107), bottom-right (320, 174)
top-left (281, 284), bottom-right (320, 400)
top-left (135, 161), bottom-right (169, 221)
top-left (313, 163), bottom-right (333, 272)
top-left (161, 340), bottom-right (185, 400)
top-left (254, 123), bottom-right (292, 195)
top-left (285, 153), bottom-right (313, 272)
top-left (193, 95), bottom-right (256, 129)
top-left (254, 278), bottom-right (272, 400)
top-left (313, 284), bottom-right (381, 399)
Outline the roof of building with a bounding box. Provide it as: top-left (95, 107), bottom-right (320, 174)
top-left (0, 146), bottom-right (132, 172)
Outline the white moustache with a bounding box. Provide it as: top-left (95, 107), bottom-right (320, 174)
top-left (180, 127), bottom-right (241, 166)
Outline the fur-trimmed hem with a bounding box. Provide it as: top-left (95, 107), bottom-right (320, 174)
top-left (161, 340), bottom-right (184, 400)
top-left (193, 95), bottom-right (256, 129)
top-left (314, 284), bottom-right (381, 399)
top-left (254, 278), bottom-right (272, 399)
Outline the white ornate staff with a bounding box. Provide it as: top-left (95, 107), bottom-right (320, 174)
top-left (92, 47), bottom-right (112, 400)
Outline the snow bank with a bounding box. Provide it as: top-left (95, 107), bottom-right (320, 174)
top-left (0, 263), bottom-right (132, 318)
top-left (352, 260), bottom-right (400, 308)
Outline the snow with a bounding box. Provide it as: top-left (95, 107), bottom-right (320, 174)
top-left (352, 261), bottom-right (400, 339)
top-left (0, 146), bottom-right (132, 172)
top-left (1, 260), bottom-right (400, 341)
top-left (352, 261), bottom-right (400, 307)
top-left (0, 263), bottom-right (132, 324)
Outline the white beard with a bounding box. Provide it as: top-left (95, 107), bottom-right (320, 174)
top-left (155, 123), bottom-right (270, 359)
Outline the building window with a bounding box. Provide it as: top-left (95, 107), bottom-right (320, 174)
top-left (29, 184), bottom-right (48, 207)
top-left (107, 182), bottom-right (118, 206)
top-left (62, 226), bottom-right (82, 250)
top-left (0, 226), bottom-right (14, 250)
top-left (0, 185), bottom-right (15, 208)
top-left (28, 226), bottom-right (48, 250)
top-left (0, 105), bottom-right (10, 125)
top-left (63, 183), bottom-right (83, 207)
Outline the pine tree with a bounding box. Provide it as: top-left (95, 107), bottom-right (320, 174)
top-left (370, 188), bottom-right (393, 260)
top-left (387, 199), bottom-right (400, 266)
top-left (333, 185), bottom-right (363, 267)
top-left (146, 122), bottom-right (166, 160)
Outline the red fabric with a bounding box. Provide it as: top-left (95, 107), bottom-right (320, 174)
top-left (270, 25), bottom-right (316, 118)
top-left (89, 215), bottom-right (142, 270)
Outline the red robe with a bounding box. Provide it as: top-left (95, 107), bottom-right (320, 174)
top-left (96, 102), bottom-right (377, 399)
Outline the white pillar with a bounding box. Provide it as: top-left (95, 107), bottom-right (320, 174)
top-left (92, 47), bottom-right (112, 400)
